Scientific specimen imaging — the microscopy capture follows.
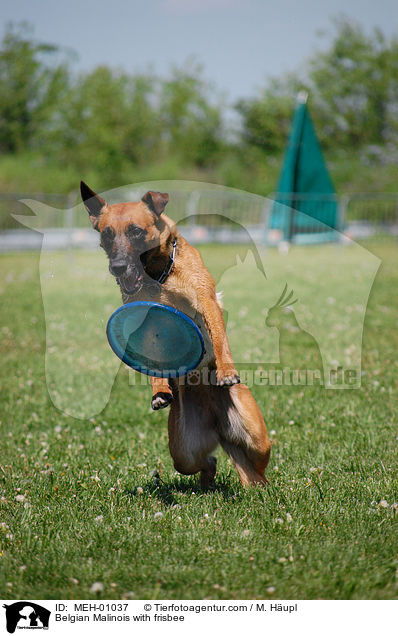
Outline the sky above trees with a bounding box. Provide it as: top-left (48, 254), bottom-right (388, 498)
top-left (2, 0), bottom-right (397, 103)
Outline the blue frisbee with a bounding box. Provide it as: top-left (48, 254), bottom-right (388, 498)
top-left (106, 301), bottom-right (205, 377)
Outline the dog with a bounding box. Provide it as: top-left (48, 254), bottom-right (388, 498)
top-left (80, 182), bottom-right (271, 487)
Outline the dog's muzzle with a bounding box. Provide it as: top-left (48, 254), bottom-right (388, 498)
top-left (116, 263), bottom-right (144, 296)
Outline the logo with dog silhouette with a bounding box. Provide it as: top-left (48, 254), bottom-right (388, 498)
top-left (3, 602), bottom-right (50, 633)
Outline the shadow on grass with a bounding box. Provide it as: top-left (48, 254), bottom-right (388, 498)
top-left (124, 473), bottom-right (239, 507)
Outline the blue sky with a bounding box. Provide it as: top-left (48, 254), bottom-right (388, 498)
top-left (2, 0), bottom-right (397, 104)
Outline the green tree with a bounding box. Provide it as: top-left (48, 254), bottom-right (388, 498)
top-left (309, 18), bottom-right (398, 147)
top-left (236, 18), bottom-right (398, 153)
top-left (0, 22), bottom-right (70, 153)
top-left (160, 62), bottom-right (224, 166)
top-left (235, 77), bottom-right (299, 154)
top-left (55, 66), bottom-right (161, 183)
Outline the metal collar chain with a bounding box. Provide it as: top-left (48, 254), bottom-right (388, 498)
top-left (156, 237), bottom-right (177, 284)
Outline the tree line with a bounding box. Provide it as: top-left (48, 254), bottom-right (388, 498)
top-left (1, 19), bottom-right (397, 192)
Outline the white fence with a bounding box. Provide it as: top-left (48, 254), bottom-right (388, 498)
top-left (0, 190), bottom-right (397, 251)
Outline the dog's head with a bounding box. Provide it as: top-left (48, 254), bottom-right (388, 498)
top-left (80, 181), bottom-right (169, 295)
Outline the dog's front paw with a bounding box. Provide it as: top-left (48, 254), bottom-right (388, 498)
top-left (216, 369), bottom-right (241, 387)
top-left (151, 392), bottom-right (173, 410)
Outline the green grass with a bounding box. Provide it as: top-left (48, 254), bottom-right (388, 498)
top-left (1, 149), bottom-right (397, 196)
top-left (0, 242), bottom-right (397, 600)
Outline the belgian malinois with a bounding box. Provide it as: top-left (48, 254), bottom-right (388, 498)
top-left (81, 182), bottom-right (271, 487)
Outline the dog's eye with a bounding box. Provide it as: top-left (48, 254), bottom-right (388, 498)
top-left (126, 225), bottom-right (145, 240)
top-left (100, 227), bottom-right (115, 250)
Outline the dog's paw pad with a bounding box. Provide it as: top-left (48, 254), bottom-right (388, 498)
top-left (151, 392), bottom-right (173, 410)
top-left (216, 374), bottom-right (241, 387)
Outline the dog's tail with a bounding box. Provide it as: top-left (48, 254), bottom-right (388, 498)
top-left (211, 384), bottom-right (270, 485)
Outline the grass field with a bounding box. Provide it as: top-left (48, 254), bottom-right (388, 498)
top-left (0, 241), bottom-right (397, 600)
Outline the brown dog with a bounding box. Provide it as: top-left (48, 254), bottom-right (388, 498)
top-left (81, 182), bottom-right (271, 487)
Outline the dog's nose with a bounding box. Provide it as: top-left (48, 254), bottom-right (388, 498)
top-left (110, 262), bottom-right (127, 277)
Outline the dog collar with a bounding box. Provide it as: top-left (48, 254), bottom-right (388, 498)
top-left (117, 238), bottom-right (177, 293)
top-left (156, 237), bottom-right (177, 284)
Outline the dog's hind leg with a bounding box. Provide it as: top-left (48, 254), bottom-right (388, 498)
top-left (168, 385), bottom-right (219, 488)
top-left (220, 441), bottom-right (268, 486)
top-left (214, 384), bottom-right (271, 486)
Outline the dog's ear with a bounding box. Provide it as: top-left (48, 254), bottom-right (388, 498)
top-left (80, 181), bottom-right (107, 231)
top-left (141, 191), bottom-right (169, 217)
